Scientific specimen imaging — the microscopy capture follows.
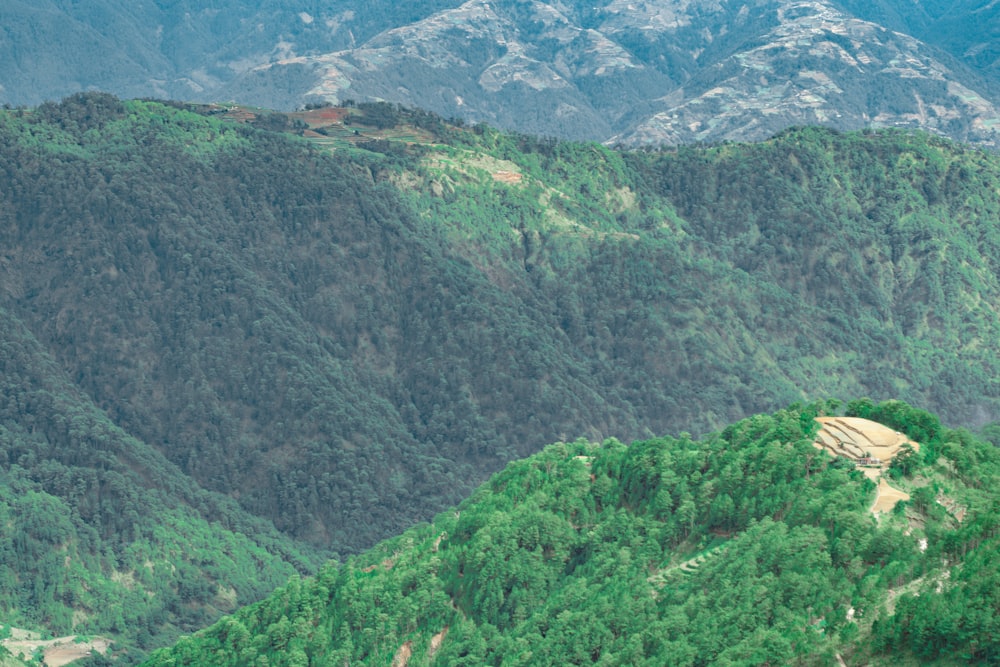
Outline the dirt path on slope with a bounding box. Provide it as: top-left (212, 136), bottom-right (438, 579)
top-left (872, 477), bottom-right (910, 514)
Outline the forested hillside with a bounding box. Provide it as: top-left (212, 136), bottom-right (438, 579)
top-left (390, 113), bottom-right (1000, 433)
top-left (143, 400), bottom-right (1000, 665)
top-left (0, 270), bottom-right (319, 657)
top-left (5, 95), bottom-right (1000, 659)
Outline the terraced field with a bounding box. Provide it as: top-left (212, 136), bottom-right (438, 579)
top-left (813, 417), bottom-right (919, 513)
top-left (648, 541), bottom-right (730, 593)
top-left (814, 417), bottom-right (918, 465)
top-left (1, 628), bottom-right (110, 667)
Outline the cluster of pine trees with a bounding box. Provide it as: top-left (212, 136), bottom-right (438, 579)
top-left (144, 400), bottom-right (1000, 665)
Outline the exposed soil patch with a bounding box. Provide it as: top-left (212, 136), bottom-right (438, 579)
top-left (391, 640), bottom-right (412, 667)
top-left (428, 627), bottom-right (448, 659)
top-left (294, 107), bottom-right (349, 126)
top-left (2, 635), bottom-right (111, 667)
top-left (361, 556), bottom-right (397, 573)
top-left (814, 417), bottom-right (919, 465)
top-left (492, 170), bottom-right (522, 183)
top-left (814, 417), bottom-right (918, 515)
top-left (872, 477), bottom-right (910, 514)
top-left (936, 492), bottom-right (967, 523)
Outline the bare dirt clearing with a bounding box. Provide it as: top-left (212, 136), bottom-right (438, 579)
top-left (391, 640), bottom-right (412, 667)
top-left (428, 627), bottom-right (448, 659)
top-left (872, 478), bottom-right (911, 514)
top-left (814, 417), bottom-right (919, 462)
top-left (492, 170), bottom-right (522, 183)
top-left (2, 633), bottom-right (111, 667)
top-left (814, 417), bottom-right (919, 514)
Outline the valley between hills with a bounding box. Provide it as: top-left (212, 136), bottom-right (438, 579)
top-left (1, 95), bottom-right (1000, 664)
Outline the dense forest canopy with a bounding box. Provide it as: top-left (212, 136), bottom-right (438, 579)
top-left (143, 400), bottom-right (1000, 666)
top-left (4, 94), bottom-right (1000, 660)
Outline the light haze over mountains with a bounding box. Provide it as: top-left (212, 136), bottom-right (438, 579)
top-left (4, 0), bottom-right (1000, 145)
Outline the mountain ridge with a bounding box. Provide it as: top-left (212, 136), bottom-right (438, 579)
top-left (4, 1), bottom-right (1000, 146)
top-left (226, 0), bottom-right (1000, 146)
top-left (6, 95), bottom-right (1000, 659)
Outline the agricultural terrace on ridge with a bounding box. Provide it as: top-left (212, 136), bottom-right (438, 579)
top-left (813, 416), bottom-right (920, 513)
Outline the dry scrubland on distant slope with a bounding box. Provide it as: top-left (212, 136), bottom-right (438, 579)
top-left (5, 1), bottom-right (1000, 146)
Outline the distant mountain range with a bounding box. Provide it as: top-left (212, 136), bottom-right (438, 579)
top-left (3, 0), bottom-right (1000, 145)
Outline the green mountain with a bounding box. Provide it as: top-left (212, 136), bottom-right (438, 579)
top-left (0, 276), bottom-right (320, 659)
top-left (141, 400), bottom-right (1000, 665)
top-left (6, 95), bottom-right (1000, 658)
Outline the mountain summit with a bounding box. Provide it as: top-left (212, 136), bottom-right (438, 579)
top-left (234, 0), bottom-right (1000, 146)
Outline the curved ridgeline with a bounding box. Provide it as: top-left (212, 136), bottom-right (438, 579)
top-left (143, 400), bottom-right (1000, 666)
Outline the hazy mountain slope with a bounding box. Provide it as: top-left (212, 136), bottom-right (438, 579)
top-left (142, 400), bottom-right (1000, 665)
top-left (834, 0), bottom-right (1000, 79)
top-left (225, 0), bottom-right (1000, 146)
top-left (0, 1), bottom-right (166, 101)
top-left (0, 0), bottom-right (460, 107)
top-left (609, 0), bottom-right (1000, 145)
top-left (4, 1), bottom-right (1000, 146)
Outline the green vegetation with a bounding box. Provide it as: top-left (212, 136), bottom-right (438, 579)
top-left (383, 121), bottom-right (1000, 432)
top-left (0, 303), bottom-right (319, 661)
top-left (143, 400), bottom-right (1000, 665)
top-left (6, 96), bottom-right (1000, 659)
